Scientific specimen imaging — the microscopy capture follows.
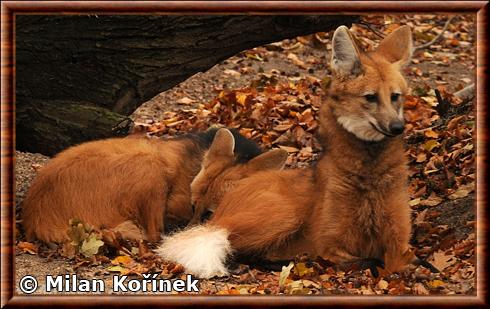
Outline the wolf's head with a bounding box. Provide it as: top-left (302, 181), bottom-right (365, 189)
top-left (189, 128), bottom-right (288, 224)
top-left (326, 25), bottom-right (412, 142)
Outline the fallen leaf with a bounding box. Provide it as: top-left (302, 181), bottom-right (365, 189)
top-left (377, 279), bottom-right (389, 290)
top-left (245, 52), bottom-right (263, 61)
top-left (428, 279), bottom-right (445, 289)
top-left (278, 145), bottom-right (299, 153)
top-left (273, 124), bottom-right (293, 132)
top-left (449, 183), bottom-right (474, 200)
top-left (111, 255), bottom-right (134, 266)
top-left (419, 194), bottom-right (443, 207)
top-left (287, 53), bottom-right (307, 69)
top-left (236, 92), bottom-right (252, 107)
top-left (302, 279), bottom-right (320, 289)
top-left (80, 234), bottom-right (104, 258)
top-left (447, 116), bottom-right (465, 130)
top-left (414, 209), bottom-right (428, 224)
top-left (108, 265), bottom-right (125, 273)
top-left (176, 97), bottom-right (195, 105)
top-left (360, 285), bottom-right (375, 295)
top-left (67, 220), bottom-right (90, 246)
top-left (286, 280), bottom-right (309, 294)
top-left (223, 69), bottom-right (241, 77)
top-left (293, 262), bottom-right (315, 277)
top-left (409, 198), bottom-right (421, 207)
top-left (170, 264), bottom-right (185, 274)
top-left (17, 242), bottom-right (38, 255)
top-left (424, 129), bottom-right (439, 138)
top-left (279, 261), bottom-right (294, 289)
top-left (138, 241), bottom-right (150, 256)
top-left (60, 243), bottom-right (76, 258)
top-left (416, 152), bottom-right (427, 163)
top-left (413, 282), bottom-right (430, 295)
top-left (430, 250), bottom-right (457, 271)
top-left (423, 140), bottom-right (440, 152)
top-left (448, 189), bottom-right (470, 200)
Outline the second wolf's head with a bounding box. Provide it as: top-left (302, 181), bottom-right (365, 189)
top-left (189, 128), bottom-right (288, 224)
top-left (323, 25), bottom-right (412, 142)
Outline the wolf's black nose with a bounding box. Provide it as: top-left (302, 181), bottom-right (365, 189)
top-left (388, 121), bottom-right (405, 135)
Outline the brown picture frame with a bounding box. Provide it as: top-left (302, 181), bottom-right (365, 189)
top-left (1, 1), bottom-right (487, 307)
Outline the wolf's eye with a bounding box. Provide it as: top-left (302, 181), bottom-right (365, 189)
top-left (391, 93), bottom-right (401, 102)
top-left (364, 94), bottom-right (378, 103)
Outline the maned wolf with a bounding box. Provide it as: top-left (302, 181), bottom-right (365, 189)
top-left (157, 25), bottom-right (416, 278)
top-left (188, 129), bottom-right (288, 225)
top-left (21, 128), bottom-right (262, 243)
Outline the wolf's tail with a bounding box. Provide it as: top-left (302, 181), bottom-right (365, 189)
top-left (156, 225), bottom-right (232, 279)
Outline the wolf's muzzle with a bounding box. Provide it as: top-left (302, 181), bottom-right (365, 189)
top-left (388, 120), bottom-right (405, 135)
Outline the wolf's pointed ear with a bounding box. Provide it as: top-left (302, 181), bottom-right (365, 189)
top-left (331, 26), bottom-right (363, 78)
top-left (376, 25), bottom-right (412, 65)
top-left (207, 128), bottom-right (235, 159)
top-left (245, 148), bottom-right (288, 172)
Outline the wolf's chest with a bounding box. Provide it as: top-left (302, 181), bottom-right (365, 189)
top-left (349, 197), bottom-right (390, 257)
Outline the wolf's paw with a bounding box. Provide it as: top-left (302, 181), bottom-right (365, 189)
top-left (414, 257), bottom-right (440, 273)
top-left (355, 257), bottom-right (385, 278)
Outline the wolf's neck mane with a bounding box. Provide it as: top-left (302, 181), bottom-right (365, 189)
top-left (316, 104), bottom-right (406, 179)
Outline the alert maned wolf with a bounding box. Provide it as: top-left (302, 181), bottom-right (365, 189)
top-left (157, 25), bottom-right (417, 278)
top-left (21, 128), bottom-right (262, 243)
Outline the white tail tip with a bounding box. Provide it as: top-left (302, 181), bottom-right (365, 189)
top-left (156, 225), bottom-right (231, 279)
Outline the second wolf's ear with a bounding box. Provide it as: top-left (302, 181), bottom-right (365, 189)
top-left (376, 25), bottom-right (413, 66)
top-left (207, 128), bottom-right (235, 159)
top-left (331, 25), bottom-right (363, 78)
top-left (245, 148), bottom-right (288, 172)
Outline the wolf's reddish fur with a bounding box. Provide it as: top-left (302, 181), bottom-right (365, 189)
top-left (189, 146), bottom-right (288, 225)
top-left (22, 137), bottom-right (199, 243)
top-left (22, 129), bottom-right (261, 243)
top-left (178, 25), bottom-right (414, 274)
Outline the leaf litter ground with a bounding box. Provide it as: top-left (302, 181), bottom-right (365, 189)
top-left (15, 15), bottom-right (476, 295)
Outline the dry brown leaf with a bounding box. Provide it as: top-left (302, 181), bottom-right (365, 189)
top-left (416, 152), bottom-right (427, 163)
top-left (273, 124), bottom-right (293, 132)
top-left (419, 194), bottom-right (443, 207)
top-left (278, 145), bottom-right (299, 153)
top-left (111, 255), bottom-right (134, 266)
top-left (17, 241), bottom-right (38, 255)
top-left (423, 140), bottom-right (440, 152)
top-left (409, 198), bottom-right (421, 207)
top-left (176, 97), bottom-right (195, 105)
top-left (424, 129), bottom-right (439, 138)
top-left (293, 262), bottom-right (315, 277)
top-left (223, 69), bottom-right (241, 77)
top-left (430, 250), bottom-right (457, 271)
top-left (377, 279), bottom-right (389, 290)
top-left (448, 182), bottom-right (474, 200)
top-left (413, 282), bottom-right (430, 295)
top-left (287, 53), bottom-right (308, 69)
top-left (414, 209), bottom-right (428, 224)
top-left (427, 279), bottom-right (445, 289)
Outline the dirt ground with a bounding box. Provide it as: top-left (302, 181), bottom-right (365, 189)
top-left (14, 15), bottom-right (476, 296)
